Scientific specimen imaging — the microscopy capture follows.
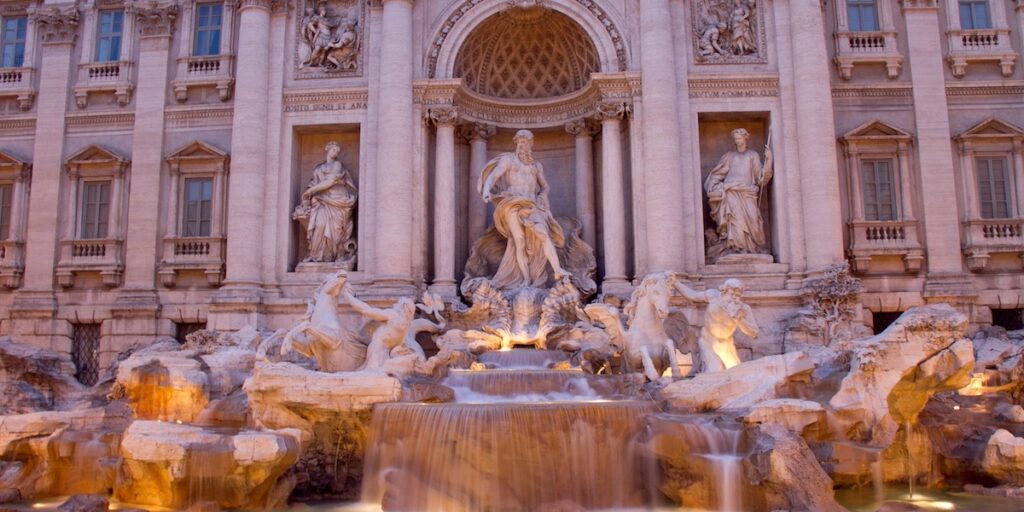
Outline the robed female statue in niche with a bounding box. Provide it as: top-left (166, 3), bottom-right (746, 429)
top-left (293, 141), bottom-right (358, 268)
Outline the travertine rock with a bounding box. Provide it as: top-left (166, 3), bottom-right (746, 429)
top-left (115, 421), bottom-right (300, 510)
top-left (746, 424), bottom-right (845, 512)
top-left (114, 351), bottom-right (210, 422)
top-left (743, 398), bottom-right (826, 438)
top-left (659, 352), bottom-right (814, 411)
top-left (56, 494), bottom-right (109, 512)
top-left (829, 305), bottom-right (974, 447)
top-left (0, 338), bottom-right (86, 414)
top-left (244, 362), bottom-right (401, 499)
top-left (983, 429), bottom-right (1024, 485)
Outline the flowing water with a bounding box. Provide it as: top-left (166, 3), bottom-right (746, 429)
top-left (360, 349), bottom-right (659, 511)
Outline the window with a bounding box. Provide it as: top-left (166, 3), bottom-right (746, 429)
top-left (873, 311), bottom-right (902, 334)
top-left (95, 10), bottom-right (124, 62)
top-left (959, 0), bottom-right (991, 29)
top-left (862, 160), bottom-right (897, 221)
top-left (175, 322), bottom-right (207, 344)
top-left (992, 309), bottom-right (1024, 331)
top-left (847, 0), bottom-right (879, 31)
top-left (80, 181), bottom-right (111, 239)
top-left (71, 323), bottom-right (101, 386)
top-left (976, 157), bottom-right (1012, 219)
top-left (193, 3), bottom-right (223, 56)
top-left (183, 177), bottom-right (213, 237)
top-left (1, 16), bottom-right (26, 68)
top-left (0, 184), bottom-right (10, 240)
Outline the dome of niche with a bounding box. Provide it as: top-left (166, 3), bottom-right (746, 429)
top-left (454, 7), bottom-right (600, 100)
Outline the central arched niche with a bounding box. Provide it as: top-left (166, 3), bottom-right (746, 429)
top-left (453, 7), bottom-right (600, 100)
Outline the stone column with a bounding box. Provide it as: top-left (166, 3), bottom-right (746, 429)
top-left (903, 0), bottom-right (966, 281)
top-left (221, 0), bottom-right (272, 289)
top-left (12, 5), bottom-right (79, 347)
top-left (596, 102), bottom-right (630, 291)
top-left (566, 119), bottom-right (597, 249)
top-left (639, 0), bottom-right (687, 273)
top-left (428, 107), bottom-right (459, 297)
top-left (788, 0), bottom-right (846, 270)
top-left (461, 123), bottom-right (495, 245)
top-left (120, 2), bottom-right (177, 295)
top-left (373, 0), bottom-right (415, 289)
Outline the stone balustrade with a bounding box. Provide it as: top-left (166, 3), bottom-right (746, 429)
top-left (848, 219), bottom-right (924, 273)
top-left (834, 30), bottom-right (903, 79)
top-left (56, 238), bottom-right (124, 288)
top-left (172, 54), bottom-right (235, 102)
top-left (158, 235), bottom-right (226, 287)
top-left (947, 28), bottom-right (1016, 77)
top-left (73, 61), bottom-right (134, 108)
top-left (963, 218), bottom-right (1024, 271)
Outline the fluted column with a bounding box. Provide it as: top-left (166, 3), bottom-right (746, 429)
top-left (566, 119), bottom-right (598, 249)
top-left (428, 107), bottom-right (459, 297)
top-left (373, 0), bottom-right (415, 287)
top-left (902, 0), bottom-right (964, 279)
top-left (639, 0), bottom-right (687, 273)
top-left (788, 0), bottom-right (846, 270)
top-left (18, 6), bottom-right (78, 297)
top-left (222, 0), bottom-right (272, 288)
top-left (461, 123), bottom-right (496, 245)
top-left (121, 2), bottom-right (177, 296)
top-left (596, 103), bottom-right (629, 291)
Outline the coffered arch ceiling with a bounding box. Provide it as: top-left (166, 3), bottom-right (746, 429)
top-left (453, 7), bottom-right (600, 100)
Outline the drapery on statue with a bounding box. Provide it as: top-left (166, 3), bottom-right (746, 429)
top-left (299, 2), bottom-right (359, 71)
top-left (704, 127), bottom-right (773, 259)
top-left (480, 129), bottom-right (568, 288)
top-left (673, 278), bottom-right (759, 372)
top-left (293, 141), bottom-right (357, 267)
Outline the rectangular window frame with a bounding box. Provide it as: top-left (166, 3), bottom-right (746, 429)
top-left (192, 3), bottom-right (223, 57)
top-left (79, 180), bottom-right (111, 240)
top-left (958, 0), bottom-right (992, 29)
top-left (975, 155), bottom-right (1013, 219)
top-left (182, 177), bottom-right (214, 237)
top-left (94, 9), bottom-right (124, 63)
top-left (0, 183), bottom-right (12, 240)
top-left (847, 0), bottom-right (880, 31)
top-left (861, 158), bottom-right (899, 222)
top-left (0, 15), bottom-right (27, 68)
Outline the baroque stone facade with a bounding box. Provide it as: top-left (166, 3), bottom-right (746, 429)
top-left (0, 0), bottom-right (1022, 372)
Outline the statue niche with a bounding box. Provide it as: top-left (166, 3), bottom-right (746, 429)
top-left (457, 129), bottom-right (597, 352)
top-left (704, 126), bottom-right (774, 264)
top-left (293, 141), bottom-right (358, 268)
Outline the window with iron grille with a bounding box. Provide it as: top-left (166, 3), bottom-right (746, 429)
top-left (976, 156), bottom-right (1012, 219)
top-left (958, 0), bottom-right (991, 29)
top-left (861, 159), bottom-right (897, 221)
top-left (80, 180), bottom-right (111, 239)
top-left (183, 177), bottom-right (213, 237)
top-left (992, 308), bottom-right (1024, 331)
top-left (71, 323), bottom-right (101, 386)
top-left (193, 3), bottom-right (223, 57)
top-left (0, 183), bottom-right (11, 240)
top-left (175, 322), bottom-right (207, 344)
top-left (872, 311), bottom-right (903, 334)
top-left (847, 0), bottom-right (879, 31)
top-left (95, 10), bottom-right (123, 62)
top-left (1, 16), bottom-right (26, 68)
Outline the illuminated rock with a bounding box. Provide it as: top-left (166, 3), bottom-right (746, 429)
top-left (114, 352), bottom-right (210, 423)
top-left (115, 421), bottom-right (300, 510)
top-left (658, 352), bottom-right (814, 411)
top-left (983, 429), bottom-right (1024, 486)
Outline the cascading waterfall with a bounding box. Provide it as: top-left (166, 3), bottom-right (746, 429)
top-left (360, 350), bottom-right (659, 511)
top-left (648, 415), bottom-right (746, 512)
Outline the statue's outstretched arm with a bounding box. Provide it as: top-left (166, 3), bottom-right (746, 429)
top-left (737, 305), bottom-right (760, 338)
top-left (673, 281), bottom-right (709, 304)
top-left (342, 290), bottom-right (390, 322)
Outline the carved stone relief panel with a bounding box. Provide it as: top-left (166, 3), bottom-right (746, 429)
top-left (691, 0), bottom-right (767, 64)
top-left (294, 0), bottom-right (365, 78)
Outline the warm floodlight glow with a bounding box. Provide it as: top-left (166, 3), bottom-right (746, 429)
top-left (958, 372), bottom-right (987, 396)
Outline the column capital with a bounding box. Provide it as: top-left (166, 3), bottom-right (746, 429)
top-left (900, 0), bottom-right (939, 11)
top-left (29, 5), bottom-right (79, 45)
top-left (238, 0), bottom-right (281, 12)
top-left (376, 0), bottom-right (415, 6)
top-left (594, 101), bottom-right (630, 121)
top-left (460, 122), bottom-right (496, 142)
top-left (565, 118), bottom-right (599, 137)
top-left (426, 106), bottom-right (459, 127)
top-left (135, 1), bottom-right (178, 38)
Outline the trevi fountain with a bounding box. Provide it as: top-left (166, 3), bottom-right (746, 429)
top-left (1, 129), bottom-right (1023, 511)
top-left (1, 0), bottom-right (1024, 511)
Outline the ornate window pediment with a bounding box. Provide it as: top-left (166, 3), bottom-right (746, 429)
top-left (161, 140), bottom-right (229, 287)
top-left (840, 120), bottom-right (923, 274)
top-left (57, 144), bottom-right (129, 288)
top-left (954, 118), bottom-right (1024, 271)
top-left (453, 7), bottom-right (599, 100)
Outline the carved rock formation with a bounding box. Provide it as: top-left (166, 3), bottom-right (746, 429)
top-left (658, 352), bottom-right (814, 411)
